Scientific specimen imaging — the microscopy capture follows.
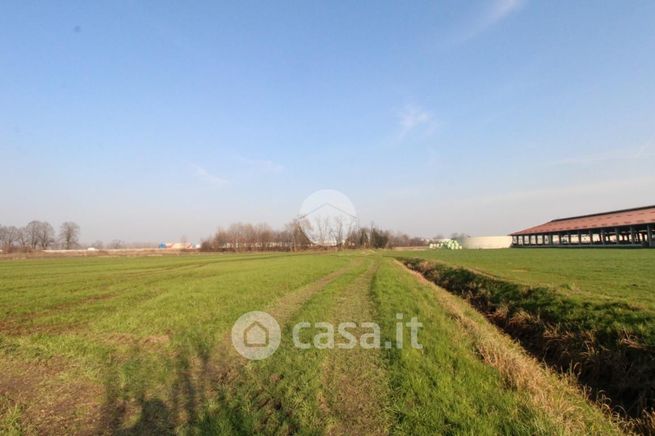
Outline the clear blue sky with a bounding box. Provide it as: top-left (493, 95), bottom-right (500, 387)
top-left (2, 0), bottom-right (655, 243)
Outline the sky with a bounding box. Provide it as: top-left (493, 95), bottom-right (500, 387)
top-left (2, 0), bottom-right (655, 243)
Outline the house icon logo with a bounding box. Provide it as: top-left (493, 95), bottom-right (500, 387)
top-left (231, 311), bottom-right (281, 360)
top-left (297, 189), bottom-right (358, 247)
top-left (244, 321), bottom-right (269, 347)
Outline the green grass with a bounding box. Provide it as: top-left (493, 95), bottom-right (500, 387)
top-left (392, 248), bottom-right (655, 346)
top-left (0, 252), bottom-right (619, 434)
top-left (392, 248), bottom-right (655, 424)
top-left (392, 248), bottom-right (655, 311)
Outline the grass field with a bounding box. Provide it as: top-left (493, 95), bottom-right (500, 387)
top-left (393, 248), bottom-right (655, 311)
top-left (0, 252), bottom-right (622, 434)
top-left (394, 248), bottom-right (655, 428)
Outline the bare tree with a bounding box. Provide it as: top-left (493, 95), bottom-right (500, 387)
top-left (109, 240), bottom-right (124, 249)
top-left (16, 227), bottom-right (28, 250)
top-left (0, 226), bottom-right (17, 251)
top-left (255, 223), bottom-right (273, 250)
top-left (59, 222), bottom-right (80, 250)
top-left (5, 226), bottom-right (20, 251)
top-left (212, 227), bottom-right (230, 250)
top-left (24, 221), bottom-right (42, 249)
top-left (37, 222), bottom-right (55, 249)
top-left (332, 216), bottom-right (345, 249)
top-left (200, 220), bottom-right (418, 253)
top-left (23, 221), bottom-right (55, 249)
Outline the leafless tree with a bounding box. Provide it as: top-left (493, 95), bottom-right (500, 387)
top-left (228, 223), bottom-right (245, 251)
top-left (16, 227), bottom-right (28, 250)
top-left (59, 222), bottom-right (80, 249)
top-left (37, 222), bottom-right (55, 249)
top-left (332, 216), bottom-right (345, 249)
top-left (23, 221), bottom-right (55, 249)
top-left (24, 221), bottom-right (42, 249)
top-left (255, 223), bottom-right (273, 250)
top-left (200, 220), bottom-right (417, 253)
top-left (0, 226), bottom-right (20, 251)
top-left (109, 239), bottom-right (124, 249)
top-left (6, 226), bottom-right (20, 250)
top-left (212, 227), bottom-right (230, 250)
top-left (315, 216), bottom-right (330, 247)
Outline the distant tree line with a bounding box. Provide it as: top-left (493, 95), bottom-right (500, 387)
top-left (0, 221), bottom-right (80, 252)
top-left (200, 220), bottom-right (426, 252)
top-left (1, 219), bottom-right (429, 254)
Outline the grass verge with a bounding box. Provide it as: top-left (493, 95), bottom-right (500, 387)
top-left (402, 256), bottom-right (654, 433)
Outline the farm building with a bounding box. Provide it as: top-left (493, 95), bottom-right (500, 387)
top-left (511, 205), bottom-right (655, 248)
top-left (461, 236), bottom-right (513, 249)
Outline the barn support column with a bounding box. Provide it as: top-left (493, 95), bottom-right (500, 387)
top-left (601, 228), bottom-right (606, 245)
top-left (615, 227), bottom-right (620, 244)
top-left (648, 224), bottom-right (653, 247)
top-left (630, 226), bottom-right (636, 245)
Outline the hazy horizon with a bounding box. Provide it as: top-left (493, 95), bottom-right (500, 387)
top-left (3, 1), bottom-right (654, 243)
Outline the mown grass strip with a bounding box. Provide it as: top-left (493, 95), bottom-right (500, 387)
top-left (372, 258), bottom-right (621, 434)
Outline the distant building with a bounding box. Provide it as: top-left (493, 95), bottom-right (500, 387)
top-left (511, 205), bottom-right (655, 248)
top-left (160, 242), bottom-right (194, 250)
top-left (461, 236), bottom-right (512, 249)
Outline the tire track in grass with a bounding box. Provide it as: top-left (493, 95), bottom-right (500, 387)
top-left (210, 256), bottom-right (365, 381)
top-left (318, 258), bottom-right (392, 435)
top-left (200, 258), bottom-right (377, 434)
top-left (98, 256), bottom-right (364, 434)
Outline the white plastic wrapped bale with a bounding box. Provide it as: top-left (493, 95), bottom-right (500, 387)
top-left (441, 239), bottom-right (462, 250)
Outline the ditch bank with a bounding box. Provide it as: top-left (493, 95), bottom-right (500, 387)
top-left (402, 258), bottom-right (655, 432)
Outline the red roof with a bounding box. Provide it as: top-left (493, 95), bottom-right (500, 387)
top-left (511, 206), bottom-right (655, 236)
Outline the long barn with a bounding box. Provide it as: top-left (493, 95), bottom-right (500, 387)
top-left (511, 205), bottom-right (655, 248)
